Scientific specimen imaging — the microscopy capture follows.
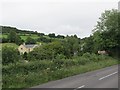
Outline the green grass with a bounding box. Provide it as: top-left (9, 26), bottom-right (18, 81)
top-left (2, 56), bottom-right (118, 89)
top-left (0, 34), bottom-right (39, 41)
top-left (20, 34), bottom-right (39, 41)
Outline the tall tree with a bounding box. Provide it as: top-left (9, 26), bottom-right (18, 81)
top-left (8, 31), bottom-right (17, 43)
top-left (93, 9), bottom-right (120, 56)
top-left (7, 31), bottom-right (23, 45)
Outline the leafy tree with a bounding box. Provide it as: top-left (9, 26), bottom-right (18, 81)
top-left (29, 41), bottom-right (64, 60)
top-left (2, 46), bottom-right (19, 65)
top-left (25, 37), bottom-right (36, 44)
top-left (56, 35), bottom-right (65, 39)
top-left (37, 36), bottom-right (52, 43)
top-left (7, 31), bottom-right (23, 45)
top-left (8, 31), bottom-right (17, 43)
top-left (15, 35), bottom-right (23, 45)
top-left (82, 36), bottom-right (94, 53)
top-left (93, 9), bottom-right (120, 57)
top-left (38, 33), bottom-right (45, 36)
top-left (2, 38), bottom-right (9, 43)
top-left (23, 52), bottom-right (28, 60)
top-left (64, 35), bottom-right (80, 57)
top-left (48, 33), bottom-right (56, 38)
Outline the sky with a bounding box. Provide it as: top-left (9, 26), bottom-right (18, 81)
top-left (0, 0), bottom-right (119, 38)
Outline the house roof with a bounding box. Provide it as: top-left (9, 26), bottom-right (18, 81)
top-left (23, 44), bottom-right (37, 48)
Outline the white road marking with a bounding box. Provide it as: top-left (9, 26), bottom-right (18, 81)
top-left (99, 71), bottom-right (118, 80)
top-left (74, 85), bottom-right (85, 90)
top-left (78, 85), bottom-right (85, 88)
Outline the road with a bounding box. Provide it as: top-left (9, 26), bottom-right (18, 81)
top-left (26, 65), bottom-right (119, 89)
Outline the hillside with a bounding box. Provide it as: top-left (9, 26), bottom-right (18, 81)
top-left (1, 26), bottom-right (38, 35)
top-left (0, 26), bottom-right (66, 43)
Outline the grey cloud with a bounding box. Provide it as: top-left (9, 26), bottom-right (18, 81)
top-left (1, 1), bottom-right (118, 38)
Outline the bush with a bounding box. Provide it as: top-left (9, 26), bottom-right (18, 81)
top-left (77, 57), bottom-right (90, 65)
top-left (2, 38), bottom-right (9, 43)
top-left (3, 60), bottom-right (53, 75)
top-left (82, 52), bottom-right (91, 58)
top-left (55, 54), bottom-right (66, 59)
top-left (89, 53), bottom-right (99, 62)
top-left (2, 54), bottom-right (118, 89)
top-left (2, 46), bottom-right (20, 65)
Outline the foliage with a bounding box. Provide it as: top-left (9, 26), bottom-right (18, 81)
top-left (37, 36), bottom-right (52, 43)
top-left (7, 31), bottom-right (23, 45)
top-left (93, 9), bottom-right (120, 56)
top-left (29, 41), bottom-right (64, 60)
top-left (38, 33), bottom-right (45, 36)
top-left (64, 35), bottom-right (80, 58)
top-left (48, 33), bottom-right (56, 38)
top-left (1, 26), bottom-right (39, 35)
top-left (2, 38), bottom-right (9, 43)
top-left (25, 37), bottom-right (36, 44)
top-left (2, 46), bottom-right (20, 65)
top-left (81, 36), bottom-right (94, 53)
top-left (29, 35), bottom-right (80, 60)
top-left (2, 55), bottom-right (118, 89)
top-left (23, 52), bottom-right (28, 60)
top-left (1, 43), bottom-right (18, 49)
top-left (56, 35), bottom-right (65, 39)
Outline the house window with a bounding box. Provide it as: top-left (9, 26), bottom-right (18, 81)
top-left (21, 48), bottom-right (23, 50)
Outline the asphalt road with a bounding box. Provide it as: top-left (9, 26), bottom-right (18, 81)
top-left (30, 65), bottom-right (118, 89)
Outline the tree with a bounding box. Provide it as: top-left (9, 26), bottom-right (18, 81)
top-left (82, 36), bottom-right (94, 53)
top-left (48, 33), bottom-right (56, 38)
top-left (56, 35), bottom-right (65, 39)
top-left (2, 38), bottom-right (9, 43)
top-left (93, 9), bottom-right (120, 57)
top-left (64, 35), bottom-right (80, 57)
top-left (7, 31), bottom-right (23, 45)
top-left (23, 52), bottom-right (28, 60)
top-left (38, 33), bottom-right (45, 36)
top-left (2, 46), bottom-right (19, 65)
top-left (25, 37), bottom-right (36, 44)
top-left (37, 36), bottom-right (52, 43)
top-left (8, 31), bottom-right (17, 43)
top-left (29, 41), bottom-right (65, 60)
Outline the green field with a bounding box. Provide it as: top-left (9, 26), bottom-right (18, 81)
top-left (0, 34), bottom-right (39, 41)
top-left (20, 35), bottom-right (39, 40)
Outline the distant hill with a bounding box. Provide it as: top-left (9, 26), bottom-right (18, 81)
top-left (0, 26), bottom-right (65, 38)
top-left (0, 26), bottom-right (38, 35)
top-left (0, 26), bottom-right (66, 43)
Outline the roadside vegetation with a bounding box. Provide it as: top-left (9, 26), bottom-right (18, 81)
top-left (2, 53), bottom-right (118, 88)
top-left (1, 9), bottom-right (120, 89)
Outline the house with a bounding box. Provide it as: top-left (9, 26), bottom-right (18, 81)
top-left (18, 43), bottom-right (39, 54)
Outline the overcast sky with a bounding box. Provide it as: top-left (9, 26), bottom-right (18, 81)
top-left (0, 0), bottom-right (118, 38)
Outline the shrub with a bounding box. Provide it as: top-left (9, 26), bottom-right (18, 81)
top-left (2, 46), bottom-right (20, 65)
top-left (89, 53), bottom-right (99, 62)
top-left (82, 52), bottom-right (91, 58)
top-left (55, 54), bottom-right (66, 59)
top-left (77, 57), bottom-right (90, 65)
